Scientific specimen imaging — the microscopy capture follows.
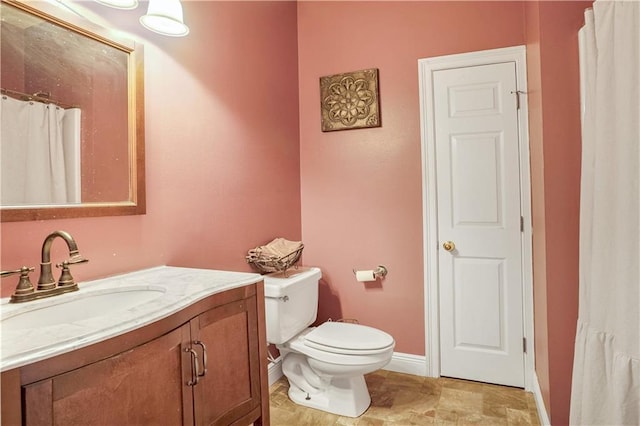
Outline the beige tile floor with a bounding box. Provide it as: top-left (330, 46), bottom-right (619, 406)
top-left (269, 370), bottom-right (541, 425)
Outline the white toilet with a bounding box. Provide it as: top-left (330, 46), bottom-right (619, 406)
top-left (264, 267), bottom-right (395, 417)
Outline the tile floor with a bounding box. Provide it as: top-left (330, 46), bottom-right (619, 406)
top-left (269, 370), bottom-right (541, 425)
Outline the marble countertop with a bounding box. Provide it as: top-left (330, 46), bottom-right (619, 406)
top-left (0, 266), bottom-right (262, 372)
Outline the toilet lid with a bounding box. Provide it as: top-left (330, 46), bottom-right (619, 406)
top-left (303, 322), bottom-right (394, 355)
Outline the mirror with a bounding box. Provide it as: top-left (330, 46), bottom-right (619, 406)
top-left (0, 0), bottom-right (145, 222)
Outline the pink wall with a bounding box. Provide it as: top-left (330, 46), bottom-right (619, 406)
top-left (525, 2), bottom-right (592, 424)
top-left (2, 1), bottom-right (590, 423)
top-left (81, 49), bottom-right (129, 203)
top-left (299, 2), bottom-right (589, 422)
top-left (524, 0), bottom-right (552, 413)
top-left (298, 1), bottom-right (526, 355)
top-left (1, 1), bottom-right (301, 295)
top-left (1, 17), bottom-right (25, 92)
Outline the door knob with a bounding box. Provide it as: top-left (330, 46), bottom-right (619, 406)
top-left (442, 241), bottom-right (456, 252)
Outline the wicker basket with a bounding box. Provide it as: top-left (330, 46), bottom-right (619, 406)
top-left (247, 245), bottom-right (304, 274)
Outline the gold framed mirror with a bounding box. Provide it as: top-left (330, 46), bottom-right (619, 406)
top-left (0, 0), bottom-right (145, 222)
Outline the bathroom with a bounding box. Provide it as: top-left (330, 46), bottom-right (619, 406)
top-left (2, 1), bottom-right (636, 425)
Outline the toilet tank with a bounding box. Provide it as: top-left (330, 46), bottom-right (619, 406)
top-left (263, 267), bottom-right (321, 344)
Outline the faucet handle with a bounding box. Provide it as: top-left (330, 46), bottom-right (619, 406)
top-left (4, 267), bottom-right (36, 303)
top-left (55, 255), bottom-right (87, 289)
top-left (2, 266), bottom-right (35, 277)
top-left (55, 261), bottom-right (77, 289)
top-left (1, 267), bottom-right (30, 278)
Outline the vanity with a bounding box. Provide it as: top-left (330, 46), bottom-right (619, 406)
top-left (0, 267), bottom-right (270, 426)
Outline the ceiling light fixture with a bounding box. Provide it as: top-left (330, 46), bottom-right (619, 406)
top-left (139, 0), bottom-right (189, 37)
top-left (95, 0), bottom-right (139, 10)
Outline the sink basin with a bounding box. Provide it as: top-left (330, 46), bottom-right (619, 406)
top-left (1, 287), bottom-right (166, 331)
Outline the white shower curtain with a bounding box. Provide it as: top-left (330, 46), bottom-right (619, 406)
top-left (1, 96), bottom-right (81, 205)
top-left (62, 108), bottom-right (82, 204)
top-left (571, 1), bottom-right (640, 425)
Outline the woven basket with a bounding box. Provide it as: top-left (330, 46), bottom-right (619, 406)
top-left (247, 245), bottom-right (303, 274)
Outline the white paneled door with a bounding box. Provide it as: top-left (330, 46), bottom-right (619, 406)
top-left (433, 62), bottom-right (525, 387)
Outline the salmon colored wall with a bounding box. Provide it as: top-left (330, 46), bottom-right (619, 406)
top-left (525, 1), bottom-right (591, 425)
top-left (1, 19), bottom-right (25, 93)
top-left (2, 2), bottom-right (590, 423)
top-left (1, 1), bottom-right (301, 295)
top-left (524, 0), bottom-right (552, 413)
top-left (80, 50), bottom-right (129, 203)
top-left (297, 1), bottom-right (526, 355)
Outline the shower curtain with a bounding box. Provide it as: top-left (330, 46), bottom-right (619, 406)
top-left (571, 1), bottom-right (639, 425)
top-left (1, 95), bottom-right (81, 205)
top-left (61, 107), bottom-right (82, 204)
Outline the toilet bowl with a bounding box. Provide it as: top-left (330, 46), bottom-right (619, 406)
top-left (264, 267), bottom-right (395, 417)
top-left (278, 322), bottom-right (394, 417)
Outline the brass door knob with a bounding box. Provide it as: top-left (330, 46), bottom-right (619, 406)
top-left (442, 241), bottom-right (456, 252)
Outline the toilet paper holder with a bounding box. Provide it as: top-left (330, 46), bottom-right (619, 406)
top-left (352, 265), bottom-right (388, 280)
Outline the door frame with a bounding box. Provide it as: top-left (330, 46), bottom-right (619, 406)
top-left (418, 45), bottom-right (535, 390)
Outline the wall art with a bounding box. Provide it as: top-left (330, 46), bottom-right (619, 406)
top-left (320, 68), bottom-right (380, 132)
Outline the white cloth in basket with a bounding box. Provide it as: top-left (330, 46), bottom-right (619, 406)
top-left (246, 238), bottom-right (303, 261)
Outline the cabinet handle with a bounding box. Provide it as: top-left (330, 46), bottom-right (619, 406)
top-left (194, 340), bottom-right (208, 377)
top-left (185, 347), bottom-right (200, 386)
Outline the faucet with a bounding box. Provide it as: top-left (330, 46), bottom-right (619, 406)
top-left (37, 230), bottom-right (89, 291)
top-left (1, 230), bottom-right (88, 303)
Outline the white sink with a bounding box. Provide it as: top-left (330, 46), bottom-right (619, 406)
top-left (1, 287), bottom-right (166, 331)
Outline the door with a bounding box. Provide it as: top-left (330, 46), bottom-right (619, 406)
top-left (433, 62), bottom-right (525, 387)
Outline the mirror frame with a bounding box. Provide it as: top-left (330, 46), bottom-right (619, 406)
top-left (1, 0), bottom-right (145, 222)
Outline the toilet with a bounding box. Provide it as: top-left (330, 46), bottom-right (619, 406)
top-left (264, 267), bottom-right (395, 417)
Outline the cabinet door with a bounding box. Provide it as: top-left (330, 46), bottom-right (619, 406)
top-left (23, 324), bottom-right (193, 426)
top-left (191, 295), bottom-right (262, 426)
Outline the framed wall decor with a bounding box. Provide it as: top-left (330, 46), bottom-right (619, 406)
top-left (320, 68), bottom-right (380, 132)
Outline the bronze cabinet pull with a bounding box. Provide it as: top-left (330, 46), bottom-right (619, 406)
top-left (185, 347), bottom-right (200, 386)
top-left (194, 341), bottom-right (208, 377)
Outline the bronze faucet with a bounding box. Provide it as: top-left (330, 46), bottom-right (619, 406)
top-left (1, 231), bottom-right (88, 303)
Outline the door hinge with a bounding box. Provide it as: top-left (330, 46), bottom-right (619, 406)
top-left (520, 216), bottom-right (524, 232)
top-left (523, 337), bottom-right (527, 354)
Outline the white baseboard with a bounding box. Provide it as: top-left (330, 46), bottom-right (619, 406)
top-left (383, 352), bottom-right (429, 376)
top-left (532, 371), bottom-right (551, 425)
top-left (268, 357), bottom-right (283, 386)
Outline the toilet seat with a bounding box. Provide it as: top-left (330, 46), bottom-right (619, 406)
top-left (285, 328), bottom-right (394, 366)
top-left (304, 322), bottom-right (394, 355)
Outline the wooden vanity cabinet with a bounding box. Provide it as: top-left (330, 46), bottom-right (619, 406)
top-left (1, 283), bottom-right (270, 426)
top-left (190, 295), bottom-right (263, 425)
top-left (22, 324), bottom-right (192, 425)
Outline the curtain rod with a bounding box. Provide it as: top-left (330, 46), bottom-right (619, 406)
top-left (1, 88), bottom-right (77, 109)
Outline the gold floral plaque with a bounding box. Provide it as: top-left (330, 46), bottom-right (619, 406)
top-left (320, 68), bottom-right (380, 132)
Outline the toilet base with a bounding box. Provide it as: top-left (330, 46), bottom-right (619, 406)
top-left (287, 375), bottom-right (371, 418)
